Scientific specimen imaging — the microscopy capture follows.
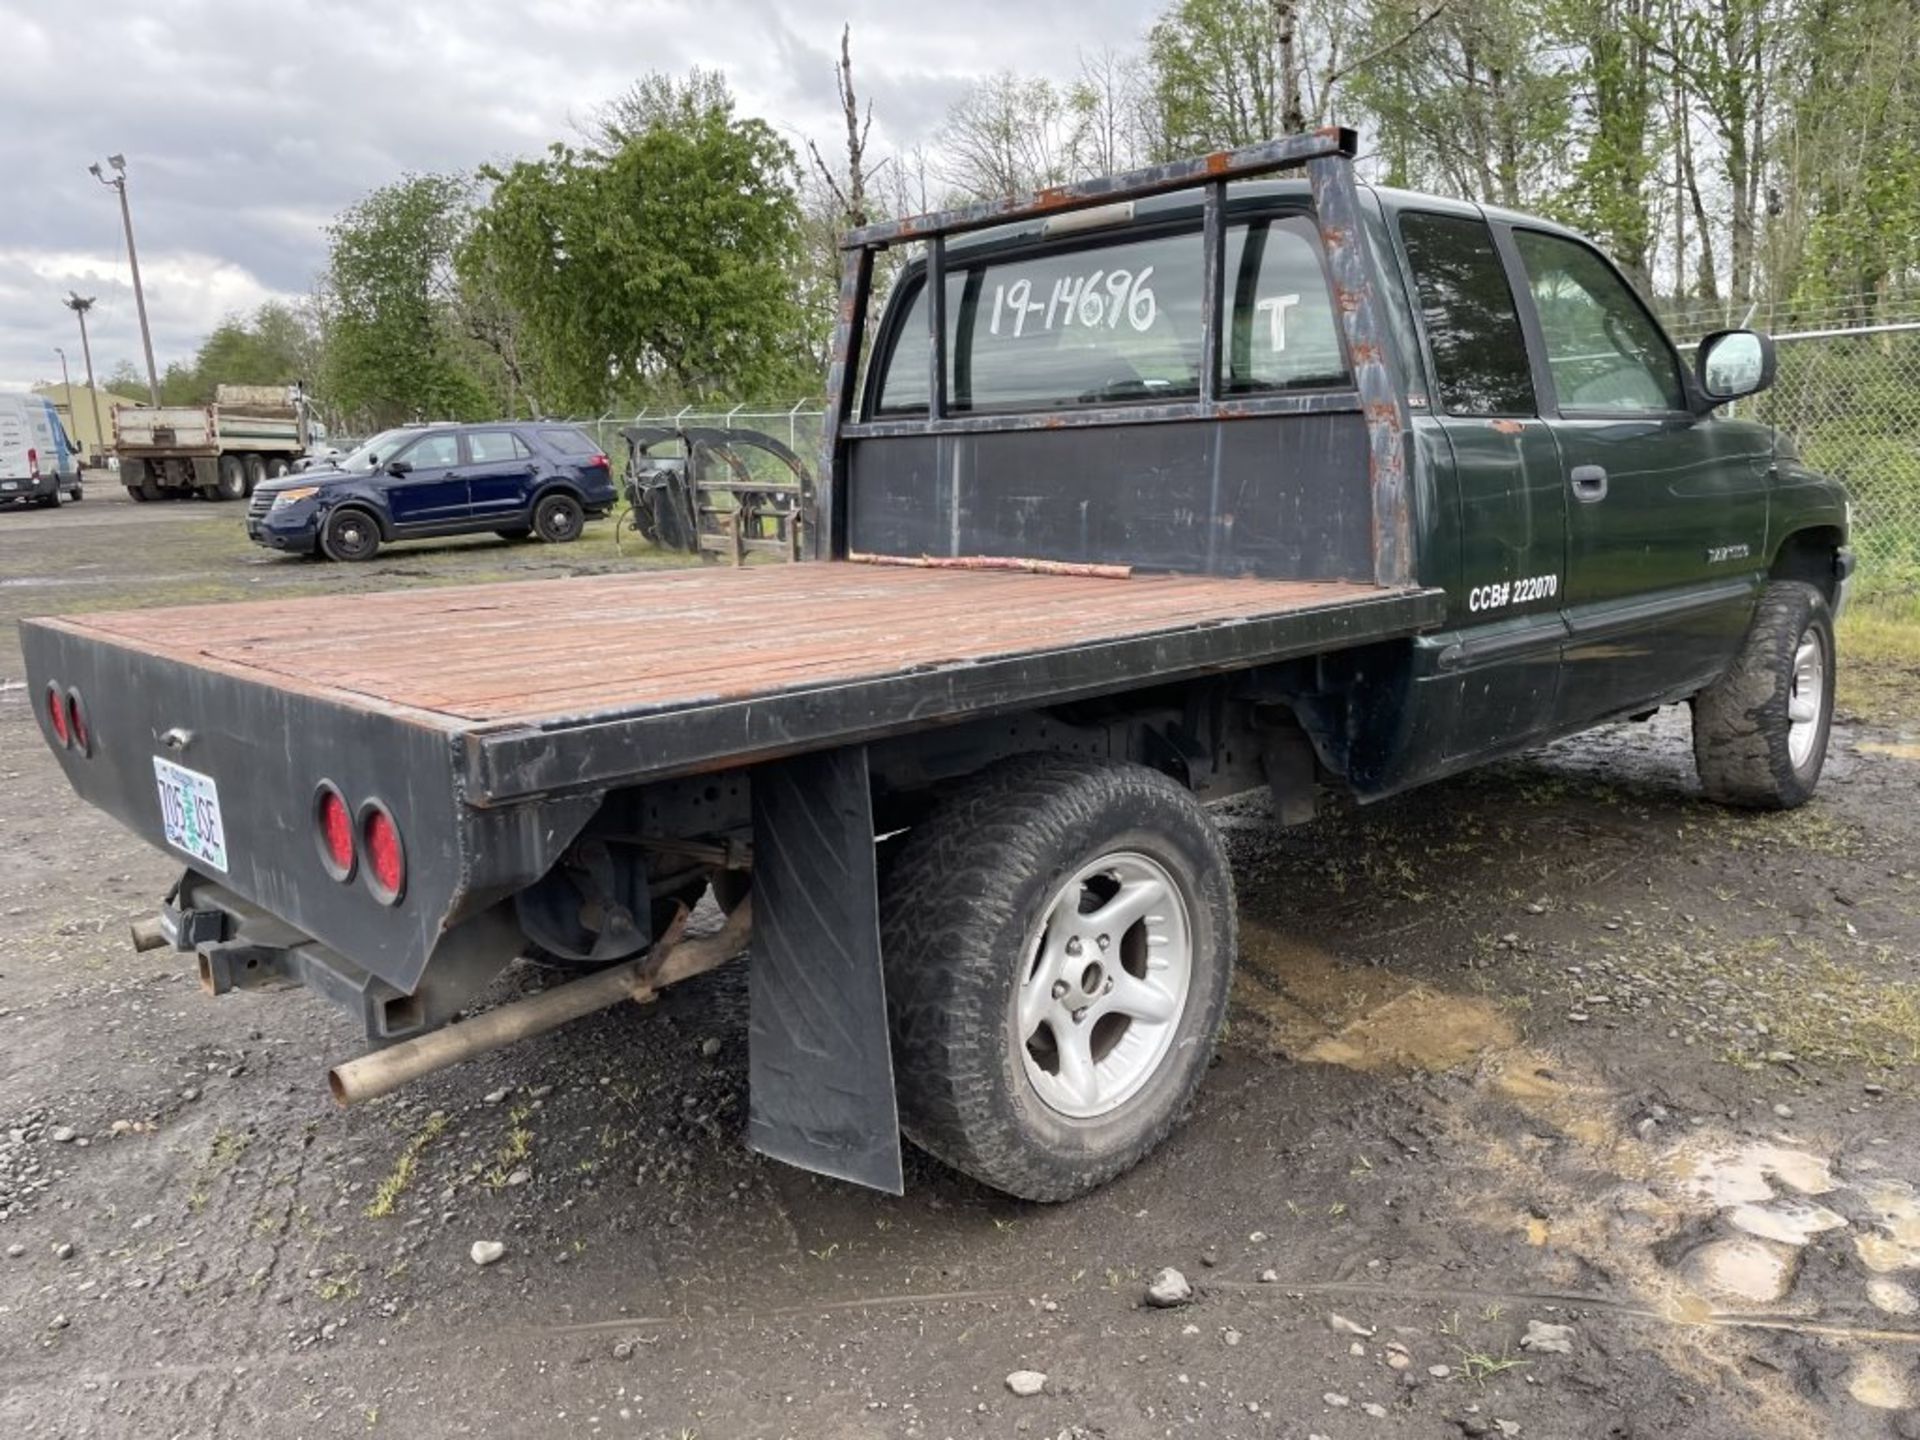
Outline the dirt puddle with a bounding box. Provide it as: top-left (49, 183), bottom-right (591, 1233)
top-left (1227, 921), bottom-right (1920, 1425)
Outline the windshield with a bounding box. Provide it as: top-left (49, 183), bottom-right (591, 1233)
top-left (332, 427), bottom-right (416, 472)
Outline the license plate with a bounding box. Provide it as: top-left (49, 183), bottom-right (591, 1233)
top-left (154, 757), bottom-right (229, 873)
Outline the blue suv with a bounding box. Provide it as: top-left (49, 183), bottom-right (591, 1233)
top-left (247, 422), bottom-right (615, 561)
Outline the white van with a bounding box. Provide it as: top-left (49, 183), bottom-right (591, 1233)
top-left (0, 394), bottom-right (85, 508)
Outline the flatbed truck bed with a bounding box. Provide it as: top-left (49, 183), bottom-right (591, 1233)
top-left (34, 564), bottom-right (1441, 801)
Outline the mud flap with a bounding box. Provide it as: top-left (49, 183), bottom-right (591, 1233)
top-left (746, 744), bottom-right (904, 1194)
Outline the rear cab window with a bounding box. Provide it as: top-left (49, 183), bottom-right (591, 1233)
top-left (871, 211), bottom-right (1351, 416)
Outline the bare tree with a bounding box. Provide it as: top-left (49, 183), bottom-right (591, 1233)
top-left (806, 25), bottom-right (879, 230)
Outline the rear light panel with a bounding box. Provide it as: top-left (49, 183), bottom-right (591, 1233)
top-left (313, 785), bottom-right (406, 904)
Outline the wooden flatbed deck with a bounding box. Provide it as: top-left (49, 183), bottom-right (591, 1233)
top-left (43, 563), bottom-right (1446, 799)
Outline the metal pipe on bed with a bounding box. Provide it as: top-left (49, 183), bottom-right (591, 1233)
top-left (327, 899), bottom-right (754, 1106)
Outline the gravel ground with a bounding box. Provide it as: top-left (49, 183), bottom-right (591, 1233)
top-left (2, 487), bottom-right (1919, 1439)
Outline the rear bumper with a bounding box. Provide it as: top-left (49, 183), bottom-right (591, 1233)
top-left (0, 474), bottom-right (60, 501)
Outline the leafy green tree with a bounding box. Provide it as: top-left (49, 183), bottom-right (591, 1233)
top-left (466, 70), bottom-right (810, 411)
top-left (318, 174), bottom-right (493, 428)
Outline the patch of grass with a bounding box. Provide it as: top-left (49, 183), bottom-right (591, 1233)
top-left (1459, 1347), bottom-right (1529, 1383)
top-left (1838, 602), bottom-right (1920, 727)
top-left (481, 1105), bottom-right (535, 1189)
top-left (364, 1111), bottom-right (449, 1219)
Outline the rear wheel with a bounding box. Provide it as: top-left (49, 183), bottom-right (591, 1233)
top-left (533, 492), bottom-right (585, 543)
top-left (320, 507), bottom-right (381, 562)
top-left (1692, 579), bottom-right (1835, 809)
top-left (267, 457), bottom-right (292, 480)
top-left (215, 455), bottom-right (247, 501)
top-left (879, 756), bottom-right (1235, 1201)
top-left (39, 487), bottom-right (63, 509)
top-left (244, 454), bottom-right (269, 495)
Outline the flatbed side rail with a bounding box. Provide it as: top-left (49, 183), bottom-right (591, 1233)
top-left (462, 585), bottom-right (1447, 806)
top-left (817, 126), bottom-right (1414, 590)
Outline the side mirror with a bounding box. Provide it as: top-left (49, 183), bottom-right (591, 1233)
top-left (386, 459), bottom-right (412, 477)
top-left (1696, 328), bottom-right (1775, 405)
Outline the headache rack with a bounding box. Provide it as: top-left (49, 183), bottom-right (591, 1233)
top-left (815, 126), bottom-right (1414, 589)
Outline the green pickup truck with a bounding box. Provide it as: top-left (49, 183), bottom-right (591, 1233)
top-left (25, 130), bottom-right (1850, 1203)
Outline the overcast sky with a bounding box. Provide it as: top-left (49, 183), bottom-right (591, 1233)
top-left (0, 0), bottom-right (1167, 395)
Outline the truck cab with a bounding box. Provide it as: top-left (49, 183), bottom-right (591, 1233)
top-left (849, 177), bottom-right (1848, 796)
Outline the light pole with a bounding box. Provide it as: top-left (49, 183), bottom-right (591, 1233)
top-left (55, 345), bottom-right (75, 447)
top-left (88, 153), bottom-right (159, 406)
top-left (64, 294), bottom-right (108, 462)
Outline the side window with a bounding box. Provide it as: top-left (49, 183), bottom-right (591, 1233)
top-left (467, 430), bottom-right (528, 464)
top-left (1222, 215), bottom-right (1349, 393)
top-left (401, 433), bottom-right (460, 469)
top-left (1397, 212), bottom-right (1536, 418)
top-left (538, 426), bottom-right (602, 456)
top-left (1512, 229), bottom-right (1685, 412)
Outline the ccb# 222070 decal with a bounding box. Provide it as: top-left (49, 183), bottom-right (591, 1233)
top-left (1468, 573), bottom-right (1560, 613)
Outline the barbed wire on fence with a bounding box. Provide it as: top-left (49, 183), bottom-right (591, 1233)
top-left (570, 319), bottom-right (1920, 599)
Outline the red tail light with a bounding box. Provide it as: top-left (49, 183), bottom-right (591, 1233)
top-left (362, 803), bottom-right (405, 902)
top-left (27, 447), bottom-right (39, 479)
top-left (590, 453), bottom-right (609, 469)
top-left (314, 785), bottom-right (354, 879)
top-left (46, 682), bottom-right (69, 746)
top-left (65, 690), bottom-right (89, 755)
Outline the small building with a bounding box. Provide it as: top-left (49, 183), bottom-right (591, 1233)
top-left (33, 382), bottom-right (145, 460)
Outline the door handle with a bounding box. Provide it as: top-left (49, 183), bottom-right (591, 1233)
top-left (1569, 464), bottom-right (1609, 502)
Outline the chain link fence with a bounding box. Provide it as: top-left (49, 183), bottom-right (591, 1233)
top-left (570, 320), bottom-right (1920, 609)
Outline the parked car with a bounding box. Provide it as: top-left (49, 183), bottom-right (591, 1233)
top-left (246, 421), bottom-right (614, 560)
top-left (0, 393), bottom-right (84, 507)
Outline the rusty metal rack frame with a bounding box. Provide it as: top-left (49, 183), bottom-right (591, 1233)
top-left (816, 125), bottom-right (1413, 589)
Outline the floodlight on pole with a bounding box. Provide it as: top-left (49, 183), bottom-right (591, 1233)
top-left (63, 293), bottom-right (107, 461)
top-left (88, 152), bottom-right (159, 406)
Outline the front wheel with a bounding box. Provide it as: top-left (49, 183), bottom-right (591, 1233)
top-left (1692, 579), bottom-right (1835, 809)
top-left (879, 756), bottom-right (1236, 1201)
top-left (532, 492), bottom-right (585, 543)
top-left (320, 507), bottom-right (381, 562)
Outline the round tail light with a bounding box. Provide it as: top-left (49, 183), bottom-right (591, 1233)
top-left (361, 803), bottom-right (405, 903)
top-left (65, 690), bottom-right (90, 755)
top-left (46, 683), bottom-right (70, 747)
top-left (314, 784), bottom-right (355, 880)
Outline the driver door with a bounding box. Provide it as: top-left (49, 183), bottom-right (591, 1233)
top-left (382, 431), bottom-right (469, 529)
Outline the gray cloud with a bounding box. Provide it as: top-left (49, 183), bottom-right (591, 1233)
top-left (1, 0), bottom-right (1161, 391)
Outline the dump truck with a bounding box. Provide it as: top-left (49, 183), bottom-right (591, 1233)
top-left (25, 130), bottom-right (1851, 1201)
top-left (115, 383), bottom-right (321, 501)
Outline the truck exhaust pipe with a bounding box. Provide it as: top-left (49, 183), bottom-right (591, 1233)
top-left (327, 899), bottom-right (752, 1107)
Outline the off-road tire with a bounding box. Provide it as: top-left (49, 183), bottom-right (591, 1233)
top-left (320, 507), bottom-right (382, 563)
top-left (533, 492), bottom-right (585, 543)
top-left (1692, 579), bottom-right (1835, 810)
top-left (215, 455), bottom-right (247, 501)
top-left (244, 454), bottom-right (268, 495)
top-left (878, 755), bottom-right (1236, 1201)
